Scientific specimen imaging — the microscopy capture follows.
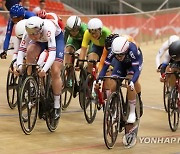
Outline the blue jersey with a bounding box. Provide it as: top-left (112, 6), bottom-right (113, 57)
top-left (3, 11), bottom-right (35, 51)
top-left (98, 42), bottom-right (143, 83)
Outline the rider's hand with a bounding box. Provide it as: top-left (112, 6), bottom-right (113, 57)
top-left (0, 50), bottom-right (7, 59)
top-left (38, 69), bottom-right (46, 78)
top-left (95, 80), bottom-right (102, 90)
top-left (128, 81), bottom-right (135, 91)
top-left (160, 73), bottom-right (165, 82)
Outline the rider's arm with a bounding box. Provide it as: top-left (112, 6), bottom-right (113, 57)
top-left (156, 40), bottom-right (169, 69)
top-left (42, 31), bottom-right (56, 72)
top-left (3, 19), bottom-right (14, 51)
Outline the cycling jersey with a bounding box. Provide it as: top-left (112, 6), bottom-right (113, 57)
top-left (64, 22), bottom-right (87, 43)
top-left (3, 10), bottom-right (35, 51)
top-left (98, 41), bottom-right (143, 83)
top-left (81, 26), bottom-right (111, 48)
top-left (17, 19), bottom-right (64, 72)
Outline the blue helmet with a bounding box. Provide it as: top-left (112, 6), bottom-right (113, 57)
top-left (10, 4), bottom-right (25, 18)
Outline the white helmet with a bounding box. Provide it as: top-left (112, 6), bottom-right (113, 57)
top-left (25, 16), bottom-right (44, 35)
top-left (66, 15), bottom-right (81, 30)
top-left (168, 35), bottom-right (179, 45)
top-left (15, 19), bottom-right (27, 39)
top-left (88, 18), bottom-right (103, 30)
top-left (111, 36), bottom-right (129, 54)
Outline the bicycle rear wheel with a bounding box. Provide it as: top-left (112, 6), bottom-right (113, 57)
top-left (18, 76), bottom-right (39, 135)
top-left (6, 60), bottom-right (18, 109)
top-left (163, 82), bottom-right (169, 112)
top-left (168, 88), bottom-right (179, 132)
top-left (103, 92), bottom-right (120, 149)
top-left (83, 74), bottom-right (97, 124)
top-left (45, 74), bottom-right (60, 132)
top-left (79, 68), bottom-right (87, 109)
top-left (61, 65), bottom-right (75, 110)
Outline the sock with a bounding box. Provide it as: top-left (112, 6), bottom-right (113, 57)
top-left (54, 95), bottom-right (60, 109)
top-left (129, 100), bottom-right (136, 114)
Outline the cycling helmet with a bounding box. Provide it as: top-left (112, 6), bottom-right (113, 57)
top-left (169, 40), bottom-right (180, 60)
top-left (111, 36), bottom-right (129, 54)
top-left (25, 16), bottom-right (44, 35)
top-left (37, 9), bottom-right (47, 19)
top-left (105, 33), bottom-right (119, 50)
top-left (10, 4), bottom-right (25, 18)
top-left (88, 18), bottom-right (103, 30)
top-left (66, 16), bottom-right (81, 30)
top-left (15, 19), bottom-right (27, 39)
top-left (168, 35), bottom-right (179, 45)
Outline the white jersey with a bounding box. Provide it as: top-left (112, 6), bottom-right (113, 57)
top-left (156, 35), bottom-right (180, 68)
top-left (17, 19), bottom-right (62, 72)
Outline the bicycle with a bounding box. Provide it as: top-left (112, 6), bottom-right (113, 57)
top-left (82, 59), bottom-right (107, 124)
top-left (102, 76), bottom-right (141, 149)
top-left (18, 64), bottom-right (60, 135)
top-left (167, 71), bottom-right (180, 132)
top-left (61, 52), bottom-right (87, 110)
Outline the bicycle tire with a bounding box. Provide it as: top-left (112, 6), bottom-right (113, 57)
top-left (163, 82), bottom-right (169, 112)
top-left (45, 73), bottom-right (60, 132)
top-left (79, 68), bottom-right (87, 109)
top-left (103, 92), bottom-right (120, 149)
top-left (83, 74), bottom-right (97, 124)
top-left (6, 60), bottom-right (18, 109)
top-left (168, 88), bottom-right (179, 132)
top-left (18, 76), bottom-right (39, 135)
top-left (61, 65), bottom-right (75, 110)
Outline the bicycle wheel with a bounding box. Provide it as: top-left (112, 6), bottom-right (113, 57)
top-left (103, 92), bottom-right (120, 149)
top-left (168, 88), bottom-right (179, 132)
top-left (45, 74), bottom-right (60, 132)
top-left (83, 74), bottom-right (97, 124)
top-left (18, 76), bottom-right (39, 135)
top-left (6, 60), bottom-right (18, 109)
top-left (79, 68), bottom-right (87, 109)
top-left (61, 65), bottom-right (75, 110)
top-left (163, 82), bottom-right (169, 112)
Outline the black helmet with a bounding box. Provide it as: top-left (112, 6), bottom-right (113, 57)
top-left (105, 33), bottom-right (119, 50)
top-left (169, 40), bottom-right (180, 61)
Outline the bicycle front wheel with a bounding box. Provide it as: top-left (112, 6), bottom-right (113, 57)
top-left (61, 65), bottom-right (75, 110)
top-left (163, 82), bottom-right (169, 112)
top-left (83, 74), bottom-right (97, 124)
top-left (103, 92), bottom-right (120, 149)
top-left (6, 60), bottom-right (18, 109)
top-left (18, 76), bottom-right (39, 135)
top-left (168, 88), bottom-right (179, 132)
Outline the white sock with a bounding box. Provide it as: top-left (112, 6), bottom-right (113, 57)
top-left (54, 95), bottom-right (60, 109)
top-left (129, 100), bottom-right (136, 114)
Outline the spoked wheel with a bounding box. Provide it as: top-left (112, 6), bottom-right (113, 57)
top-left (18, 76), bottom-right (39, 135)
top-left (79, 68), bottom-right (87, 109)
top-left (6, 59), bottom-right (18, 109)
top-left (83, 74), bottom-right (97, 124)
top-left (61, 65), bottom-right (75, 110)
top-left (163, 82), bottom-right (169, 112)
top-left (103, 92), bottom-right (120, 149)
top-left (46, 79), bottom-right (60, 132)
top-left (168, 88), bottom-right (180, 132)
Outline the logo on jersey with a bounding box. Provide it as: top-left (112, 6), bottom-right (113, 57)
top-left (107, 50), bottom-right (113, 59)
top-left (20, 39), bottom-right (26, 46)
top-left (47, 31), bottom-right (51, 37)
top-left (59, 52), bottom-right (63, 58)
top-left (129, 51), bottom-right (136, 59)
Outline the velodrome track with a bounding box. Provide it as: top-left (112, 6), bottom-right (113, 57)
top-left (0, 39), bottom-right (180, 154)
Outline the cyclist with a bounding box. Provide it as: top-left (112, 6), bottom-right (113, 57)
top-left (64, 15), bottom-right (88, 97)
top-left (97, 35), bottom-right (143, 124)
top-left (0, 4), bottom-right (35, 59)
top-left (156, 35), bottom-right (179, 81)
top-left (16, 16), bottom-right (64, 119)
top-left (78, 18), bottom-right (111, 73)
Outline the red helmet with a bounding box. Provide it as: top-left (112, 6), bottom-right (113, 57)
top-left (37, 9), bottom-right (47, 19)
